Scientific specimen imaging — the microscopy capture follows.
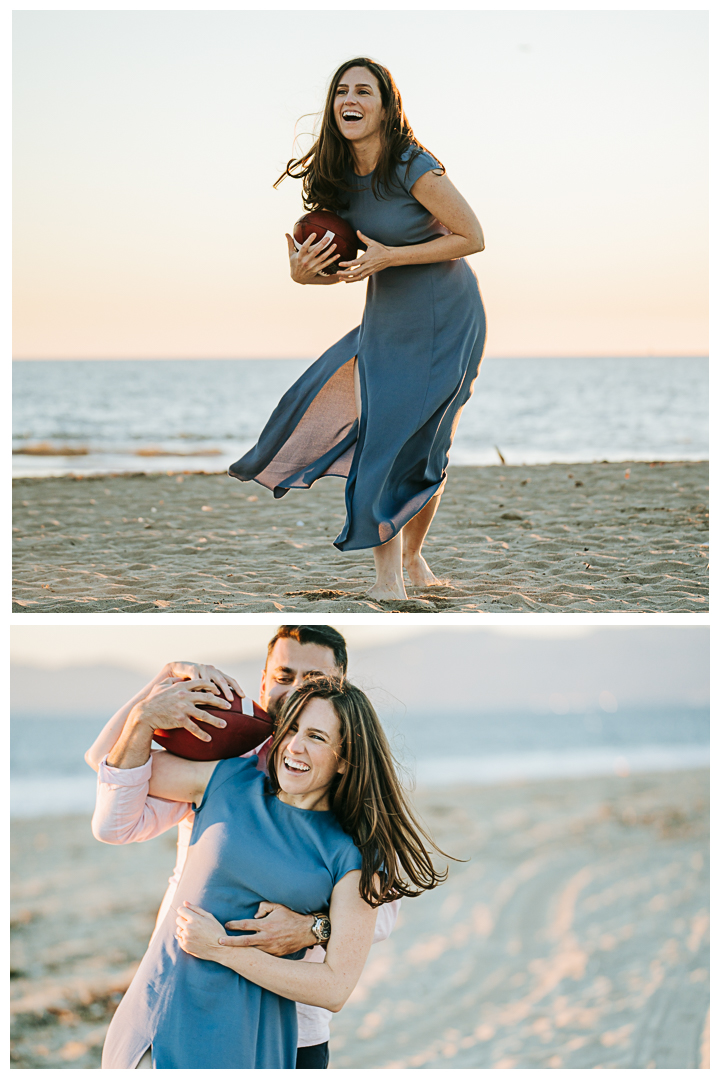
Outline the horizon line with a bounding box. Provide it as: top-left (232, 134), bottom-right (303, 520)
top-left (12, 354), bottom-right (711, 363)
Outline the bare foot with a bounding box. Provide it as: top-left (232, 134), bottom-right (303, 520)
top-left (403, 553), bottom-right (441, 588)
top-left (367, 577), bottom-right (407, 601)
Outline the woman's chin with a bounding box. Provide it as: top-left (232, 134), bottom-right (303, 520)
top-left (280, 780), bottom-right (306, 793)
top-left (339, 124), bottom-right (366, 141)
top-left (281, 764), bottom-right (311, 788)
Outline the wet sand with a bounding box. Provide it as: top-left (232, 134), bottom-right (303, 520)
top-left (10, 769), bottom-right (709, 1069)
top-left (12, 461), bottom-right (708, 612)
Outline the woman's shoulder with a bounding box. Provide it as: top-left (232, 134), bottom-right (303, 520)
top-left (396, 145), bottom-right (443, 193)
top-left (196, 754), bottom-right (262, 807)
top-left (398, 145), bottom-right (440, 168)
top-left (214, 753), bottom-right (261, 778)
top-left (304, 802), bottom-right (359, 850)
top-left (319, 816), bottom-right (363, 881)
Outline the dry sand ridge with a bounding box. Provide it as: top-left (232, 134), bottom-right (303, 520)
top-left (13, 461), bottom-right (708, 612)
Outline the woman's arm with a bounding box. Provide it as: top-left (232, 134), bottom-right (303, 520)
top-left (404, 170), bottom-right (485, 259)
top-left (176, 870), bottom-right (377, 1012)
top-left (337, 171), bottom-right (485, 283)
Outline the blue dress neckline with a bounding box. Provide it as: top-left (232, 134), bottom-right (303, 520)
top-left (265, 774), bottom-right (333, 813)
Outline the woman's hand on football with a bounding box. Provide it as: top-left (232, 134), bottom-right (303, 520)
top-left (285, 232), bottom-right (340, 284)
top-left (162, 662), bottom-right (243, 703)
top-left (131, 678), bottom-right (232, 743)
top-left (336, 230), bottom-right (395, 282)
top-left (176, 902), bottom-right (226, 960)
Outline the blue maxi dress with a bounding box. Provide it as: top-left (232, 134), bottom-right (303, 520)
top-left (229, 148), bottom-right (487, 551)
top-left (101, 757), bottom-right (362, 1069)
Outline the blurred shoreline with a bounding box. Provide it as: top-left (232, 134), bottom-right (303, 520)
top-left (13, 357), bottom-right (709, 479)
top-left (11, 769), bottom-right (709, 1069)
top-left (12, 453), bottom-right (709, 481)
top-left (9, 744), bottom-right (711, 821)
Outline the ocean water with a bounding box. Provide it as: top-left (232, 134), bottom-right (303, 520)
top-left (10, 707), bottom-right (709, 819)
top-left (12, 357), bottom-right (708, 477)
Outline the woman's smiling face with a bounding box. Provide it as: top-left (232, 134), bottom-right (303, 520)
top-left (278, 697), bottom-right (346, 807)
top-left (333, 66), bottom-right (386, 144)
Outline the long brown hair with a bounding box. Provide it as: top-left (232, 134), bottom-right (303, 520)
top-left (274, 57), bottom-right (444, 213)
top-left (266, 677), bottom-right (453, 907)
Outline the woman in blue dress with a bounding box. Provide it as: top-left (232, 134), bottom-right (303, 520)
top-left (101, 677), bottom-right (449, 1069)
top-left (229, 57), bottom-right (486, 601)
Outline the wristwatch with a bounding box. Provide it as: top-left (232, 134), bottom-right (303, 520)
top-left (310, 912), bottom-right (331, 943)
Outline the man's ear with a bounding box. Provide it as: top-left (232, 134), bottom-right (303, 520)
top-left (260, 668), bottom-right (267, 699)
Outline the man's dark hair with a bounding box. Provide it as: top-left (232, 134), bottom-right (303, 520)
top-left (265, 625), bottom-right (348, 674)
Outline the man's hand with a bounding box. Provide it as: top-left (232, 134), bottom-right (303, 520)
top-left (135, 678), bottom-right (232, 744)
top-left (164, 662), bottom-right (244, 704)
top-left (105, 678), bottom-right (231, 774)
top-left (220, 902), bottom-right (319, 955)
top-left (85, 662), bottom-right (240, 773)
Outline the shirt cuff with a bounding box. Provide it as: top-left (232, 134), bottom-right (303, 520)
top-left (98, 754), bottom-right (153, 784)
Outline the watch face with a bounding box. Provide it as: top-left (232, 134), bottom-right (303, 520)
top-left (314, 916), bottom-right (331, 940)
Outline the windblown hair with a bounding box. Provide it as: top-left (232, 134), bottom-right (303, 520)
top-left (274, 57), bottom-right (444, 213)
top-left (266, 677), bottom-right (453, 907)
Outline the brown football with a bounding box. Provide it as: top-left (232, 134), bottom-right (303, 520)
top-left (293, 210), bottom-right (358, 277)
top-left (153, 695), bottom-right (273, 761)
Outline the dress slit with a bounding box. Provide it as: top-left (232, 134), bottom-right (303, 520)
top-left (256, 355), bottom-right (358, 492)
top-left (230, 331), bottom-right (360, 497)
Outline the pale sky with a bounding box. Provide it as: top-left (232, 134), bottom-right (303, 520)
top-left (10, 623), bottom-right (594, 673)
top-left (13, 9), bottom-right (708, 359)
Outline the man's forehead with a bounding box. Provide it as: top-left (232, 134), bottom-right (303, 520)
top-left (266, 637), bottom-right (339, 675)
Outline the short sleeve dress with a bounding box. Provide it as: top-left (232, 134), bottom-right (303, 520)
top-left (101, 757), bottom-right (362, 1069)
top-left (229, 148), bottom-right (487, 551)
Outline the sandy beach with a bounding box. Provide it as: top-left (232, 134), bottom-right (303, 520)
top-left (10, 768), bottom-right (709, 1069)
top-left (12, 460), bottom-right (708, 612)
